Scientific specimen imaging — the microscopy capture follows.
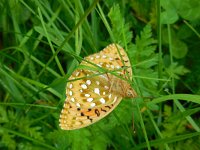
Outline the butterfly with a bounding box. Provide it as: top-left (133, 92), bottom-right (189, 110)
top-left (59, 44), bottom-right (137, 130)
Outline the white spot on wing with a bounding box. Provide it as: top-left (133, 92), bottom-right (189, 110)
top-left (100, 98), bottom-right (106, 104)
top-left (76, 72), bottom-right (80, 76)
top-left (90, 102), bottom-right (96, 107)
top-left (71, 97), bottom-right (75, 102)
top-left (69, 91), bottom-right (73, 96)
top-left (85, 94), bottom-right (90, 97)
top-left (104, 86), bottom-right (109, 89)
top-left (100, 74), bottom-right (107, 80)
top-left (109, 57), bottom-right (114, 61)
top-left (63, 103), bottom-right (66, 107)
top-left (114, 96), bottom-right (118, 103)
top-left (102, 55), bottom-right (107, 58)
top-left (86, 80), bottom-right (91, 85)
top-left (80, 89), bottom-right (83, 93)
top-left (96, 81), bottom-right (100, 85)
top-left (87, 98), bottom-right (93, 102)
top-left (108, 94), bottom-right (112, 99)
top-left (106, 64), bottom-right (110, 68)
top-left (76, 103), bottom-right (81, 107)
top-left (94, 88), bottom-right (100, 95)
top-left (69, 83), bottom-right (73, 89)
top-left (90, 57), bottom-right (94, 60)
top-left (96, 55), bottom-right (100, 58)
top-left (81, 84), bottom-right (87, 89)
top-left (116, 66), bottom-right (121, 69)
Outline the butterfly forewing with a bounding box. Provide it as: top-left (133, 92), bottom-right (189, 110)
top-left (82, 44), bottom-right (132, 78)
top-left (59, 44), bottom-right (136, 130)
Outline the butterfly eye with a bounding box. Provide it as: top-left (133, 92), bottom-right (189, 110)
top-left (126, 89), bottom-right (133, 97)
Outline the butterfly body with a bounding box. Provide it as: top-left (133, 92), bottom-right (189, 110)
top-left (59, 44), bottom-right (137, 130)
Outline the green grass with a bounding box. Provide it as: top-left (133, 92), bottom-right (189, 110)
top-left (0, 0), bottom-right (200, 150)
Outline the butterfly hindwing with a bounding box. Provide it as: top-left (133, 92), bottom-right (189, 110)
top-left (60, 68), bottom-right (122, 130)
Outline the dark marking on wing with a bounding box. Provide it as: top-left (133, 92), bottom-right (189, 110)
top-left (80, 93), bottom-right (85, 97)
top-left (81, 112), bottom-right (84, 116)
top-left (95, 109), bottom-right (100, 117)
top-left (105, 106), bottom-right (111, 109)
top-left (82, 98), bottom-right (87, 102)
top-left (87, 116), bottom-right (93, 122)
top-left (101, 108), bottom-right (107, 112)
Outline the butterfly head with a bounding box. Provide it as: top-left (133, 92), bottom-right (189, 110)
top-left (116, 79), bottom-right (137, 98)
top-left (126, 87), bottom-right (137, 98)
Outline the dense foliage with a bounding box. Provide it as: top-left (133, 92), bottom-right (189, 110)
top-left (0, 0), bottom-right (200, 149)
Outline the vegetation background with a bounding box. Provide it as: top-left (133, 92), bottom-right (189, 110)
top-left (0, 0), bottom-right (200, 149)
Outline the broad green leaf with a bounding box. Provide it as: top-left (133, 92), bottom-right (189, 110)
top-left (161, 10), bottom-right (179, 24)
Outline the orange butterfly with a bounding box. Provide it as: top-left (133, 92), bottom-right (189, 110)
top-left (59, 44), bottom-right (137, 130)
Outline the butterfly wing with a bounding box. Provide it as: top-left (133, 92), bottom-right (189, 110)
top-left (59, 44), bottom-right (132, 130)
top-left (83, 44), bottom-right (132, 78)
top-left (59, 69), bottom-right (122, 130)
